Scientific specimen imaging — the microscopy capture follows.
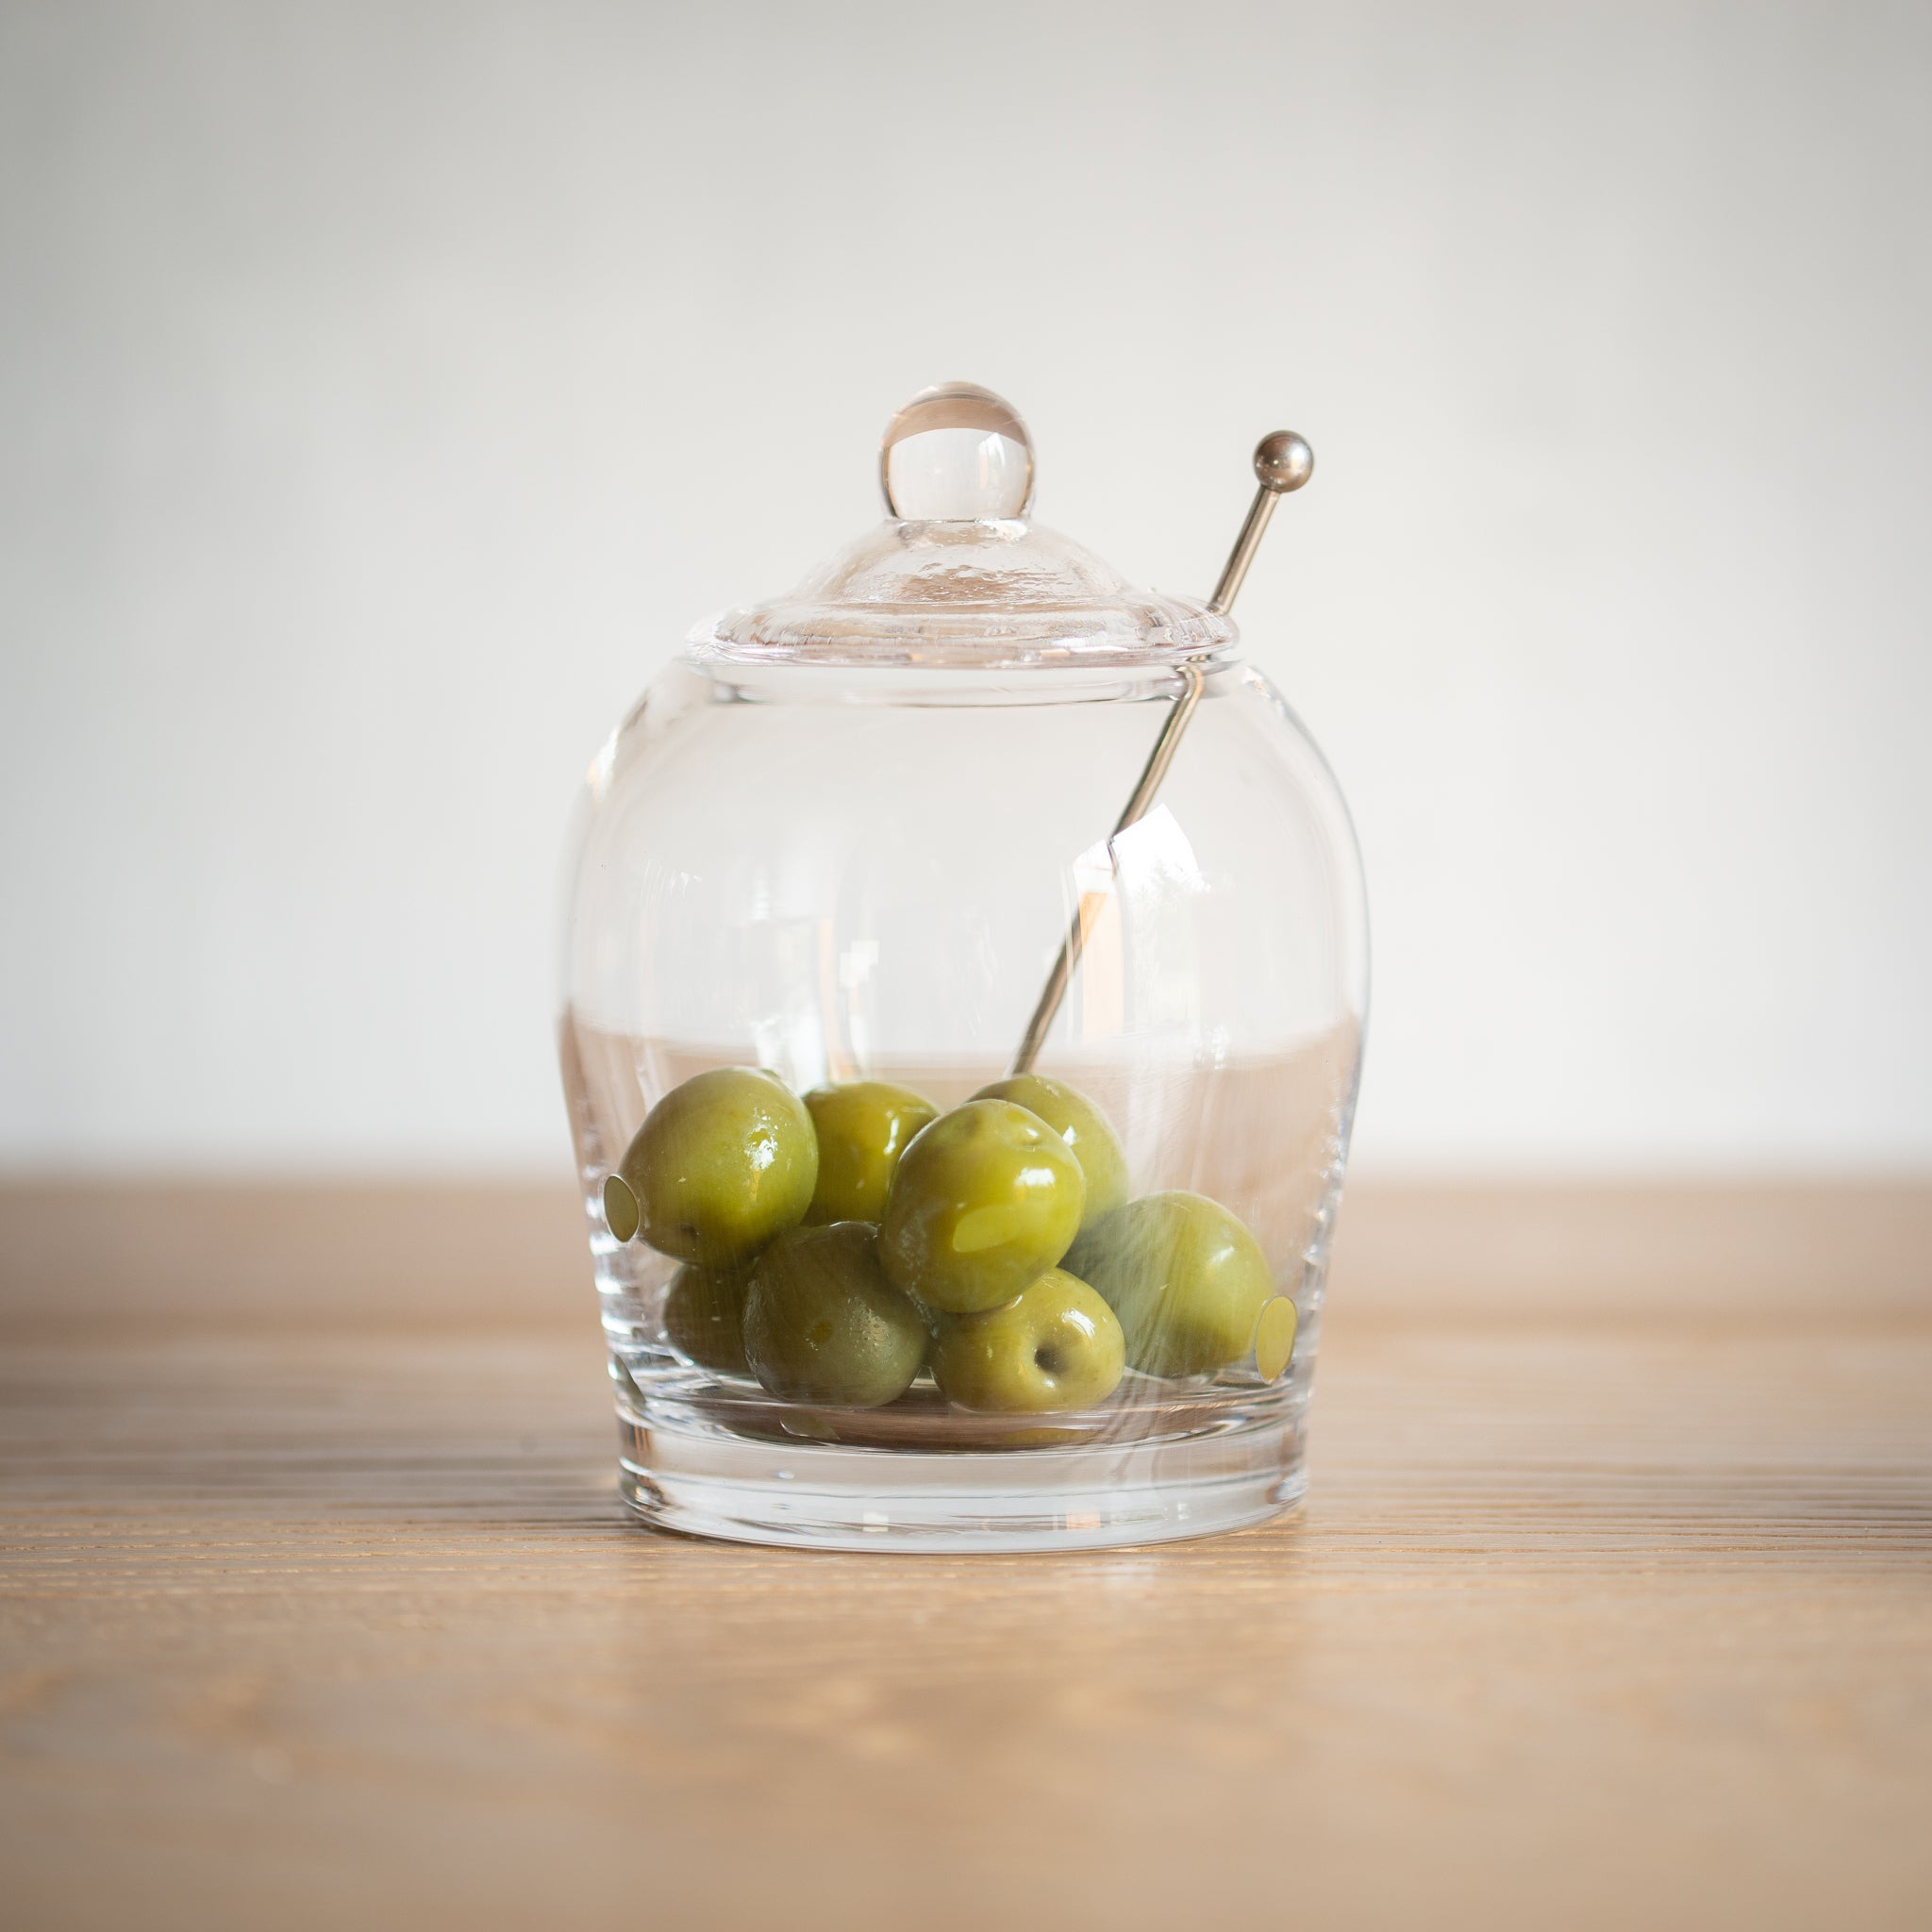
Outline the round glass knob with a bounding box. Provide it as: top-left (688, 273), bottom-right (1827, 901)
top-left (879, 382), bottom-right (1034, 522)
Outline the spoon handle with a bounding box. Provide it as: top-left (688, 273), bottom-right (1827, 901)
top-left (1009, 432), bottom-right (1314, 1076)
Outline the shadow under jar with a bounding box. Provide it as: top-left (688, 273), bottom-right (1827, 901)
top-left (558, 385), bottom-right (1367, 1551)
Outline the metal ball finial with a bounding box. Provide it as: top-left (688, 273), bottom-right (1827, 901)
top-left (1207, 428), bottom-right (1315, 616)
top-left (1254, 430), bottom-right (1314, 494)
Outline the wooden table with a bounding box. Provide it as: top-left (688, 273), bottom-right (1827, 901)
top-left (3, 1182), bottom-right (1929, 1929)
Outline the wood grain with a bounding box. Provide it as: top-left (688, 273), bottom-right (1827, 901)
top-left (2, 1185), bottom-right (1930, 1929)
top-left (3, 1177), bottom-right (1929, 1326)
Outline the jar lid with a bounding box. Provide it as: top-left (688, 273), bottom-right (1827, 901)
top-left (691, 383), bottom-right (1235, 668)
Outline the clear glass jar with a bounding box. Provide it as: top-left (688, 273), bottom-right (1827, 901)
top-left (558, 387), bottom-right (1367, 1550)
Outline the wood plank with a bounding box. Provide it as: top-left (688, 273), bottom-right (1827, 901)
top-left (4, 1184), bottom-right (1930, 1926)
top-left (2, 1311), bottom-right (1928, 1930)
top-left (3, 1177), bottom-right (1929, 1325)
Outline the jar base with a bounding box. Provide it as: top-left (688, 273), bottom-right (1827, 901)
top-left (615, 1409), bottom-right (1303, 1552)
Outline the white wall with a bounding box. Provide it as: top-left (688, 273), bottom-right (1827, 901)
top-left (2, 0), bottom-right (1928, 1176)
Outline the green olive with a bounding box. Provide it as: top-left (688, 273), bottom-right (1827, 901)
top-left (970, 1074), bottom-right (1129, 1226)
top-left (930, 1268), bottom-right (1124, 1414)
top-left (743, 1222), bottom-right (928, 1407)
top-left (663, 1261), bottom-right (754, 1374)
top-left (803, 1080), bottom-right (940, 1225)
top-left (608, 1067), bottom-right (817, 1265)
top-left (603, 1173), bottom-right (641, 1243)
top-left (878, 1099), bottom-right (1085, 1315)
top-left (1066, 1191), bottom-right (1274, 1378)
top-left (1254, 1295), bottom-right (1298, 1382)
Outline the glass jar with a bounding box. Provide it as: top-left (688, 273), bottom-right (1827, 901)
top-left (558, 385), bottom-right (1367, 1550)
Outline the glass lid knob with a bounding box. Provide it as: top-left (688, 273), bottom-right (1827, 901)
top-left (879, 381), bottom-right (1035, 522)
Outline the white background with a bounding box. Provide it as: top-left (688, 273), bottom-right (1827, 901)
top-left (2, 1), bottom-right (1928, 1176)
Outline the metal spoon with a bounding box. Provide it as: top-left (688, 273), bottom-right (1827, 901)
top-left (1009, 430), bottom-right (1315, 1075)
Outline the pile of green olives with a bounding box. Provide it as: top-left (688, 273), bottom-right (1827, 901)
top-left (604, 1066), bottom-right (1298, 1415)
